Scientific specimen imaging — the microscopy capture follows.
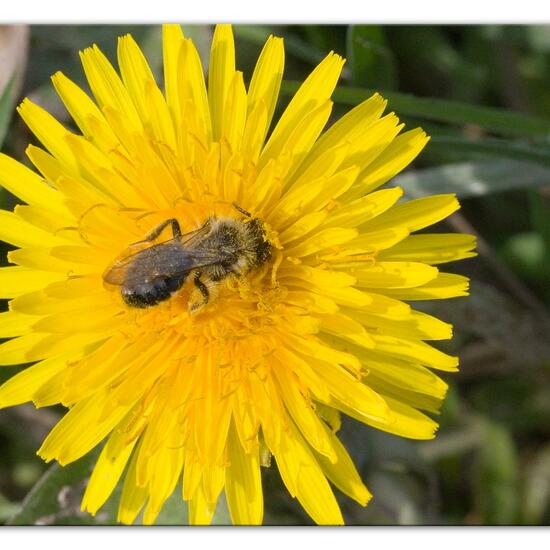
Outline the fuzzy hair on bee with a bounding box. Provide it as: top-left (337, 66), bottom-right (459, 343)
top-left (103, 210), bottom-right (272, 312)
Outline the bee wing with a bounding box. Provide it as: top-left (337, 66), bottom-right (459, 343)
top-left (154, 248), bottom-right (235, 279)
top-left (104, 242), bottom-right (232, 288)
top-left (105, 248), bottom-right (233, 286)
top-left (103, 253), bottom-right (141, 285)
top-left (103, 223), bottom-right (212, 286)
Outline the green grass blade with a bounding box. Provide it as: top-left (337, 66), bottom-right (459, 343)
top-left (393, 159), bottom-right (550, 199)
top-left (346, 26), bottom-right (397, 90)
top-left (0, 76), bottom-right (15, 150)
top-left (6, 444), bottom-right (229, 525)
top-left (280, 80), bottom-right (550, 136)
top-left (429, 136), bottom-right (550, 167)
top-left (7, 450), bottom-right (100, 525)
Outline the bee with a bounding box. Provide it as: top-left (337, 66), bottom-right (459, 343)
top-left (103, 207), bottom-right (272, 312)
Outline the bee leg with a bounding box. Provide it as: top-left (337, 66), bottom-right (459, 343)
top-left (128, 218), bottom-right (182, 251)
top-left (232, 203), bottom-right (251, 218)
top-left (188, 272), bottom-right (210, 313)
top-left (143, 218), bottom-right (182, 241)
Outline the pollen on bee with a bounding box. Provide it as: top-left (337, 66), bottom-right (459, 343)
top-left (260, 222), bottom-right (282, 250)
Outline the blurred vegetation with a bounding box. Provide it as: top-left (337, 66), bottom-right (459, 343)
top-left (1, 24), bottom-right (550, 525)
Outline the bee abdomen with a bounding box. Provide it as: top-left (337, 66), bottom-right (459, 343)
top-left (122, 273), bottom-right (187, 308)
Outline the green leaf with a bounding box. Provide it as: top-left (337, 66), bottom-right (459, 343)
top-left (0, 493), bottom-right (19, 523)
top-left (7, 449), bottom-right (102, 525)
top-left (6, 443), bottom-right (232, 525)
top-left (346, 26), bottom-right (397, 90)
top-left (393, 158), bottom-right (550, 199)
top-left (280, 81), bottom-right (550, 136)
top-left (0, 76), bottom-right (15, 150)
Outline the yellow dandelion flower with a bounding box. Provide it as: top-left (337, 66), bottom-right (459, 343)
top-left (0, 25), bottom-right (476, 525)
